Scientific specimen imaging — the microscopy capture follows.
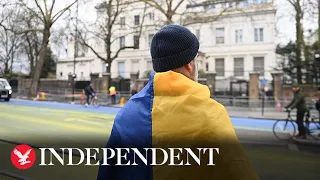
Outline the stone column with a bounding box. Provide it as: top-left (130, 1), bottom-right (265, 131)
top-left (271, 72), bottom-right (283, 101)
top-left (90, 73), bottom-right (99, 91)
top-left (102, 73), bottom-right (111, 93)
top-left (68, 74), bottom-right (73, 88)
top-left (130, 72), bottom-right (139, 93)
top-left (206, 72), bottom-right (216, 97)
top-left (249, 72), bottom-right (260, 100)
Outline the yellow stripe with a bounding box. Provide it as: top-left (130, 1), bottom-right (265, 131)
top-left (0, 111), bottom-right (110, 134)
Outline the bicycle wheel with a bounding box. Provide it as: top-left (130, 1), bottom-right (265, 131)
top-left (273, 120), bottom-right (296, 141)
top-left (307, 122), bottom-right (320, 140)
top-left (92, 99), bottom-right (100, 108)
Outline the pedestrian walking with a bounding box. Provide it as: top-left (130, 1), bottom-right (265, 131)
top-left (109, 86), bottom-right (116, 104)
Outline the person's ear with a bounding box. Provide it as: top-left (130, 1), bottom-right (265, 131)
top-left (184, 63), bottom-right (193, 71)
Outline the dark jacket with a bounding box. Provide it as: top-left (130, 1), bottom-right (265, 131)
top-left (285, 89), bottom-right (307, 111)
top-left (84, 86), bottom-right (95, 95)
top-left (315, 100), bottom-right (320, 112)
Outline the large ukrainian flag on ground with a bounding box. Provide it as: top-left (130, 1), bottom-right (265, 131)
top-left (97, 71), bottom-right (259, 180)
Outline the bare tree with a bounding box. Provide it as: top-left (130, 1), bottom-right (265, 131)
top-left (9, 0), bottom-right (79, 96)
top-left (307, 0), bottom-right (320, 47)
top-left (77, 0), bottom-right (148, 73)
top-left (285, 0), bottom-right (309, 84)
top-left (0, 6), bottom-right (23, 76)
top-left (138, 0), bottom-right (232, 26)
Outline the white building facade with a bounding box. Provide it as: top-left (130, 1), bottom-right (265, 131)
top-left (57, 0), bottom-right (277, 92)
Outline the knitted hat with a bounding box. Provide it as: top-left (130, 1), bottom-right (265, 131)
top-left (150, 24), bottom-right (200, 72)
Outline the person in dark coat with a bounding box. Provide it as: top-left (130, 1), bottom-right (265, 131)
top-left (285, 84), bottom-right (308, 139)
top-left (315, 88), bottom-right (320, 119)
top-left (84, 83), bottom-right (96, 106)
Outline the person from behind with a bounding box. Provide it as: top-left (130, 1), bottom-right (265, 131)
top-left (315, 88), bottom-right (320, 119)
top-left (97, 24), bottom-right (258, 180)
top-left (109, 86), bottom-right (116, 104)
top-left (285, 84), bottom-right (308, 139)
top-left (131, 83), bottom-right (138, 96)
top-left (84, 83), bottom-right (95, 107)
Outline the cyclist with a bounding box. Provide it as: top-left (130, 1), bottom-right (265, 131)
top-left (315, 88), bottom-right (320, 119)
top-left (284, 84), bottom-right (308, 139)
top-left (84, 83), bottom-right (96, 107)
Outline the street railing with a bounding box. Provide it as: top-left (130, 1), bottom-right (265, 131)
top-left (11, 88), bottom-right (318, 113)
top-left (12, 88), bottom-right (132, 105)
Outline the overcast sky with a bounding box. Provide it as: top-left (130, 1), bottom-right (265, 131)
top-left (50, 0), bottom-right (318, 58)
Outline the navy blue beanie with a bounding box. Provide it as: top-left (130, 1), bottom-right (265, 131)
top-left (150, 24), bottom-right (199, 72)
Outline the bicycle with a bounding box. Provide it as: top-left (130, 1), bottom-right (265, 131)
top-left (305, 110), bottom-right (320, 140)
top-left (84, 94), bottom-right (100, 108)
top-left (273, 110), bottom-right (297, 141)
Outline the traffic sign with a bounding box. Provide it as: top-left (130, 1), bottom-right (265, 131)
top-left (261, 79), bottom-right (266, 85)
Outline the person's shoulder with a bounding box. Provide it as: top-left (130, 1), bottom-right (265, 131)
top-left (207, 98), bottom-right (228, 113)
top-left (197, 97), bottom-right (229, 120)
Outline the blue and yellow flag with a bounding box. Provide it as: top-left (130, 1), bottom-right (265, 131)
top-left (97, 71), bottom-right (258, 180)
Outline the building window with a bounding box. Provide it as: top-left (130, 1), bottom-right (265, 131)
top-left (132, 60), bottom-right (139, 73)
top-left (254, 57), bottom-right (264, 76)
top-left (120, 36), bottom-right (125, 48)
top-left (118, 62), bottom-right (125, 77)
top-left (253, 0), bottom-right (267, 4)
top-left (242, 0), bottom-right (248, 6)
top-left (147, 60), bottom-right (153, 71)
top-left (104, 63), bottom-right (109, 73)
top-left (120, 17), bottom-right (125, 28)
top-left (149, 13), bottom-right (154, 21)
top-left (216, 28), bottom-right (224, 44)
top-left (148, 34), bottom-right (154, 47)
top-left (205, 62), bottom-right (209, 72)
top-left (133, 35), bottom-right (140, 49)
top-left (254, 28), bottom-right (264, 42)
top-left (80, 72), bottom-right (84, 79)
top-left (234, 58), bottom-right (244, 76)
top-left (134, 15), bottom-right (140, 25)
top-left (235, 29), bottom-right (243, 44)
top-left (215, 58), bottom-right (225, 77)
top-left (60, 72), bottom-right (63, 77)
top-left (196, 29), bottom-right (200, 40)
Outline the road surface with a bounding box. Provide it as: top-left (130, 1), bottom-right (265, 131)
top-left (0, 99), bottom-right (319, 180)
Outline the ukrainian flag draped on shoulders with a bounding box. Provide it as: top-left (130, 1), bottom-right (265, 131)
top-left (97, 71), bottom-right (259, 180)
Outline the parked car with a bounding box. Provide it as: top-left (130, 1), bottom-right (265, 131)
top-left (0, 78), bottom-right (12, 101)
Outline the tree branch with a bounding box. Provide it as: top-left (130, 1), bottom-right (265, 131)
top-left (49, 0), bottom-right (56, 17)
top-left (34, 0), bottom-right (47, 21)
top-left (17, 1), bottom-right (45, 23)
top-left (111, 46), bottom-right (135, 61)
top-left (78, 31), bottom-right (107, 62)
top-left (172, 0), bottom-right (185, 13)
top-left (139, 0), bottom-right (167, 15)
top-left (52, 0), bottom-right (77, 24)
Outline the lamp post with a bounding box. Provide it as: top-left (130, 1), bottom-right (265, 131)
top-left (72, 1), bottom-right (79, 103)
top-left (315, 53), bottom-right (320, 87)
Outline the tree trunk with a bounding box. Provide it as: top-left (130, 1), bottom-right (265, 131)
top-left (28, 29), bottom-right (50, 97)
top-left (106, 62), bottom-right (111, 73)
top-left (10, 48), bottom-right (14, 77)
top-left (318, 0), bottom-right (320, 48)
top-left (4, 61), bottom-right (9, 74)
top-left (166, 15), bottom-right (173, 25)
top-left (295, 4), bottom-right (303, 84)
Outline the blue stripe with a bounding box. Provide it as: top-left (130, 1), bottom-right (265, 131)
top-left (97, 74), bottom-right (155, 180)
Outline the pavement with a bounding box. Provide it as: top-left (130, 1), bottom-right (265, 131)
top-left (1, 99), bottom-right (320, 180)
